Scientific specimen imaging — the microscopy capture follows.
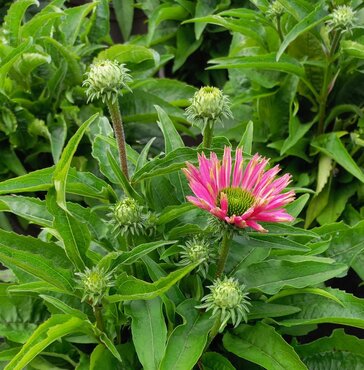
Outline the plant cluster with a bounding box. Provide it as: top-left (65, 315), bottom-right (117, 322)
top-left (0, 0), bottom-right (363, 369)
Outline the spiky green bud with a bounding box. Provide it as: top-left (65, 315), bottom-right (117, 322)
top-left (197, 276), bottom-right (251, 332)
top-left (75, 266), bottom-right (114, 306)
top-left (185, 86), bottom-right (232, 129)
top-left (267, 1), bottom-right (285, 18)
top-left (327, 5), bottom-right (356, 33)
top-left (83, 59), bottom-right (132, 103)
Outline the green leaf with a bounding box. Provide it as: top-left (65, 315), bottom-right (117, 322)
top-left (194, 0), bottom-right (216, 39)
top-left (0, 285), bottom-right (48, 343)
top-left (112, 0), bottom-right (134, 41)
top-left (311, 133), bottom-right (364, 183)
top-left (315, 154), bottom-right (333, 194)
top-left (160, 299), bottom-right (213, 370)
top-left (3, 0), bottom-right (39, 46)
top-left (49, 114), bottom-right (67, 164)
top-left (46, 189), bottom-right (90, 271)
top-left (0, 195), bottom-right (52, 227)
top-left (276, 5), bottom-right (328, 61)
top-left (276, 288), bottom-right (364, 329)
top-left (126, 298), bottom-right (167, 370)
top-left (155, 105), bottom-right (184, 153)
top-left (157, 203), bottom-right (195, 225)
top-left (294, 329), bottom-right (364, 369)
top-left (107, 240), bottom-right (175, 268)
top-left (147, 4), bottom-right (189, 46)
top-left (87, 0), bottom-right (110, 42)
top-left (53, 113), bottom-right (99, 209)
top-left (41, 37), bottom-right (83, 85)
top-left (200, 352), bottom-right (235, 370)
top-left (132, 147), bottom-right (224, 182)
top-left (248, 301), bottom-right (301, 320)
top-left (0, 166), bottom-right (113, 201)
top-left (208, 53), bottom-right (306, 78)
top-left (39, 295), bottom-right (87, 320)
top-left (0, 38), bottom-right (33, 90)
top-left (237, 120), bottom-right (254, 154)
top-left (4, 315), bottom-right (92, 370)
top-left (0, 230), bottom-right (74, 292)
top-left (98, 44), bottom-right (159, 67)
top-left (313, 221), bottom-right (364, 266)
top-left (285, 194), bottom-right (310, 218)
top-left (341, 40), bottom-right (364, 59)
top-left (234, 258), bottom-right (347, 295)
top-left (223, 322), bottom-right (308, 370)
top-left (59, 2), bottom-right (97, 45)
top-left (90, 344), bottom-right (121, 370)
top-left (234, 234), bottom-right (310, 252)
top-left (108, 262), bottom-right (199, 302)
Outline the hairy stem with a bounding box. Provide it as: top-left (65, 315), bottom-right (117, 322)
top-left (93, 305), bottom-right (104, 332)
top-left (107, 98), bottom-right (129, 179)
top-left (202, 119), bottom-right (214, 148)
top-left (215, 231), bottom-right (232, 278)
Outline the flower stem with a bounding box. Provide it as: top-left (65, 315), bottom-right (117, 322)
top-left (93, 305), bottom-right (104, 332)
top-left (205, 312), bottom-right (222, 350)
top-left (215, 231), bottom-right (232, 278)
top-left (106, 98), bottom-right (129, 180)
top-left (202, 120), bottom-right (214, 148)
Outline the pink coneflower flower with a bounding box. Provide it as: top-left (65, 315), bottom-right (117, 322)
top-left (183, 147), bottom-right (295, 233)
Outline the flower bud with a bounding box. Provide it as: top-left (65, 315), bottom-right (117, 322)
top-left (185, 86), bottom-right (232, 128)
top-left (267, 1), bottom-right (285, 18)
top-left (110, 197), bottom-right (156, 237)
top-left (327, 5), bottom-right (356, 33)
top-left (179, 238), bottom-right (215, 277)
top-left (75, 266), bottom-right (114, 306)
top-left (197, 276), bottom-right (250, 332)
top-left (83, 59), bottom-right (132, 103)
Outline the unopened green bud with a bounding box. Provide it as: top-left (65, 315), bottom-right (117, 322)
top-left (267, 1), bottom-right (285, 18)
top-left (179, 238), bottom-right (214, 277)
top-left (327, 5), bottom-right (356, 33)
top-left (114, 198), bottom-right (140, 225)
top-left (75, 266), bottom-right (114, 306)
top-left (197, 276), bottom-right (250, 332)
top-left (83, 59), bottom-right (132, 103)
top-left (185, 86), bottom-right (232, 128)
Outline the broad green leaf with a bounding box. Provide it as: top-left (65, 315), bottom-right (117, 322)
top-left (147, 4), bottom-right (189, 46)
top-left (87, 0), bottom-right (110, 43)
top-left (112, 0), bottom-right (134, 41)
top-left (0, 195), bottom-right (52, 227)
top-left (41, 37), bottom-right (83, 85)
top-left (127, 298), bottom-right (167, 370)
top-left (313, 220), bottom-right (364, 266)
top-left (157, 203), bottom-right (195, 225)
top-left (59, 3), bottom-right (97, 45)
top-left (49, 114), bottom-right (67, 164)
top-left (248, 301), bottom-right (301, 320)
top-left (0, 166), bottom-right (113, 201)
top-left (315, 154), bottom-right (332, 194)
top-left (294, 329), bottom-right (364, 369)
top-left (0, 285), bottom-right (48, 343)
top-left (108, 262), bottom-right (199, 302)
top-left (234, 258), bottom-right (347, 295)
top-left (305, 181), bottom-right (330, 228)
top-left (135, 137), bottom-right (156, 172)
top-left (194, 0), bottom-right (216, 39)
top-left (5, 315), bottom-right (91, 370)
top-left (186, 15), bottom-right (265, 46)
top-left (341, 40), bottom-right (364, 59)
top-left (234, 234), bottom-right (310, 252)
top-left (90, 344), bottom-right (121, 370)
top-left (0, 38), bottom-right (33, 89)
top-left (285, 194), bottom-right (310, 218)
top-left (14, 52), bottom-right (51, 77)
top-left (40, 295), bottom-right (87, 320)
top-left (276, 5), bottom-right (328, 61)
top-left (276, 288), bottom-right (364, 329)
top-left (3, 0), bottom-right (39, 46)
top-left (8, 281), bottom-right (65, 294)
top-left (0, 230), bottom-right (74, 292)
top-left (46, 189), bottom-right (90, 271)
top-left (237, 120), bottom-right (253, 154)
top-left (208, 53), bottom-right (306, 78)
top-left (155, 105), bottom-right (184, 153)
top-left (107, 240), bottom-right (175, 269)
top-left (311, 133), bottom-right (364, 183)
top-left (223, 322), bottom-right (308, 370)
top-left (160, 299), bottom-right (213, 370)
top-left (53, 113), bottom-right (99, 209)
top-left (106, 150), bottom-right (143, 202)
top-left (98, 44), bottom-right (158, 66)
top-left (200, 352), bottom-right (235, 370)
top-left (247, 223), bottom-right (318, 237)
top-left (132, 147), bottom-right (224, 182)
top-left (277, 0), bottom-right (313, 21)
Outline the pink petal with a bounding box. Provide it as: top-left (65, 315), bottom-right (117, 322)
top-left (232, 149), bottom-right (243, 187)
top-left (220, 147), bottom-right (232, 188)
